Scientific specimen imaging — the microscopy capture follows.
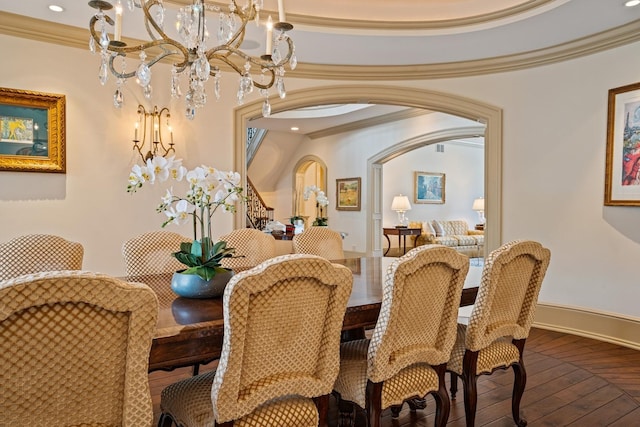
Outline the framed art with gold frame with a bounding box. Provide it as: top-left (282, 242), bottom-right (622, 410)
top-left (0, 87), bottom-right (66, 173)
top-left (336, 177), bottom-right (361, 211)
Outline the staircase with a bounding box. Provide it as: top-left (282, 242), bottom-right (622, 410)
top-left (245, 127), bottom-right (276, 230)
top-left (246, 176), bottom-right (274, 230)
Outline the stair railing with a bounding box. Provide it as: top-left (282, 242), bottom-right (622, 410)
top-left (246, 176), bottom-right (274, 230)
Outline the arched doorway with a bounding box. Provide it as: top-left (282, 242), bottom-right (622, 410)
top-left (292, 155), bottom-right (328, 228)
top-left (234, 85), bottom-right (502, 254)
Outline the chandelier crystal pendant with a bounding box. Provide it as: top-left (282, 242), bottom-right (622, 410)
top-left (88, 0), bottom-right (296, 120)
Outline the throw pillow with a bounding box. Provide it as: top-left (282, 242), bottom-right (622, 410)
top-left (422, 221), bottom-right (436, 236)
top-left (432, 220), bottom-right (444, 237)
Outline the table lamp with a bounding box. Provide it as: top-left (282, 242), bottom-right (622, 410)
top-left (391, 194), bottom-right (411, 227)
top-left (472, 197), bottom-right (485, 226)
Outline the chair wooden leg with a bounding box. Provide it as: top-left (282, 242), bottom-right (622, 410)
top-left (432, 364), bottom-right (451, 427)
top-left (449, 371), bottom-right (458, 400)
top-left (192, 363), bottom-right (200, 376)
top-left (407, 397), bottom-right (427, 411)
top-left (365, 381), bottom-right (383, 427)
top-left (512, 338), bottom-right (528, 426)
top-left (158, 413), bottom-right (174, 427)
top-left (336, 394), bottom-right (356, 427)
top-left (390, 404), bottom-right (403, 418)
top-left (512, 361), bottom-right (528, 427)
top-left (313, 394), bottom-right (330, 427)
top-left (462, 350), bottom-right (480, 427)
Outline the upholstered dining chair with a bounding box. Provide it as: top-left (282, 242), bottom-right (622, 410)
top-left (122, 230), bottom-right (190, 276)
top-left (0, 233), bottom-right (84, 281)
top-left (332, 245), bottom-right (469, 427)
top-left (447, 240), bottom-right (551, 427)
top-left (218, 228), bottom-right (276, 271)
top-left (0, 270), bottom-right (158, 427)
top-left (157, 254), bottom-right (353, 427)
top-left (292, 226), bottom-right (345, 260)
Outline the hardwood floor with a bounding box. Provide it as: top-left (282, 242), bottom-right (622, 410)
top-left (149, 328), bottom-right (640, 426)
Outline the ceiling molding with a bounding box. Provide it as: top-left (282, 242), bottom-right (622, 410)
top-left (1, 11), bottom-right (640, 80)
top-left (307, 108), bottom-right (429, 140)
top-left (168, 0), bottom-right (553, 32)
top-left (293, 19), bottom-right (640, 80)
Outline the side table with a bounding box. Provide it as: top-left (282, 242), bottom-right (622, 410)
top-left (383, 227), bottom-right (422, 256)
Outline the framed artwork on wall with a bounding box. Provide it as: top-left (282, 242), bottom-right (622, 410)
top-left (0, 87), bottom-right (66, 173)
top-left (414, 171), bottom-right (445, 204)
top-left (605, 82), bottom-right (640, 206)
top-left (336, 177), bottom-right (361, 211)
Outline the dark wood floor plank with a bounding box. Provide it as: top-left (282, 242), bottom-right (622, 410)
top-left (607, 407), bottom-right (640, 426)
top-left (533, 384), bottom-right (624, 425)
top-left (566, 392), bottom-right (639, 426)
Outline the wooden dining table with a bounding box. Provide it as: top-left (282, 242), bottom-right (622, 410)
top-left (128, 257), bottom-right (481, 372)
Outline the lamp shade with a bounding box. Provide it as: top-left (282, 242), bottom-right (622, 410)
top-left (391, 195), bottom-right (412, 212)
top-left (472, 197), bottom-right (484, 211)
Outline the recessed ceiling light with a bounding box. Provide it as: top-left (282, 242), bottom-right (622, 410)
top-left (290, 127), bottom-right (299, 131)
top-left (49, 5), bottom-right (64, 12)
top-left (625, 0), bottom-right (640, 7)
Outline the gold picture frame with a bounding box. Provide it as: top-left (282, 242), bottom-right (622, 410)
top-left (336, 177), bottom-right (361, 211)
top-left (604, 82), bottom-right (640, 206)
top-left (0, 87), bottom-right (66, 173)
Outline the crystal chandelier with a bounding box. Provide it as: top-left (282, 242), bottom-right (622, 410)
top-left (88, 0), bottom-right (296, 119)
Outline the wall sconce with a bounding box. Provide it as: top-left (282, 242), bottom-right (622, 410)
top-left (133, 105), bottom-right (175, 162)
top-left (391, 194), bottom-right (412, 227)
top-left (472, 197), bottom-right (485, 225)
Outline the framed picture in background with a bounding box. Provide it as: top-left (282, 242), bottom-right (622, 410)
top-left (336, 177), bottom-right (361, 211)
top-left (605, 82), bottom-right (640, 206)
top-left (0, 87), bottom-right (66, 173)
top-left (414, 171), bottom-right (445, 204)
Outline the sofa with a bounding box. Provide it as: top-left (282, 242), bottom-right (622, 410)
top-left (408, 219), bottom-right (484, 257)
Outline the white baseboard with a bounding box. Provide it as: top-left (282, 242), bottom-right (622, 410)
top-left (534, 303), bottom-right (640, 351)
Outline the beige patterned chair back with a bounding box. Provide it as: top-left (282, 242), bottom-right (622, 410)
top-left (465, 240), bottom-right (551, 351)
top-left (211, 254), bottom-right (353, 423)
top-left (0, 234), bottom-right (84, 281)
top-left (367, 245), bottom-right (469, 383)
top-left (0, 271), bottom-right (158, 426)
top-left (122, 231), bottom-right (190, 276)
top-left (219, 228), bottom-right (277, 270)
top-left (292, 227), bottom-right (345, 260)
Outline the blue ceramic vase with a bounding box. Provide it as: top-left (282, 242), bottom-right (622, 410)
top-left (170, 269), bottom-right (234, 299)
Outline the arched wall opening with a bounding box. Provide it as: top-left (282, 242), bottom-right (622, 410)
top-left (292, 155), bottom-right (328, 228)
top-left (234, 85), bottom-right (502, 254)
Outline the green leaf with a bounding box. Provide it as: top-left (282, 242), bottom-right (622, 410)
top-left (190, 240), bottom-right (203, 258)
top-left (173, 251), bottom-right (201, 267)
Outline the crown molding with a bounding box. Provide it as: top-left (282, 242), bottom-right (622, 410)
top-left (282, 0), bottom-right (554, 32)
top-left (292, 19), bottom-right (640, 80)
top-left (1, 11), bottom-right (640, 80)
top-left (168, 0), bottom-right (553, 32)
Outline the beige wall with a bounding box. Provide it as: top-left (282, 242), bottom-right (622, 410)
top-left (1, 34), bottom-right (639, 338)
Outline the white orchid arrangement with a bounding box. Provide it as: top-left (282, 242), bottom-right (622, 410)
top-left (303, 185), bottom-right (329, 226)
top-left (127, 156), bottom-right (244, 280)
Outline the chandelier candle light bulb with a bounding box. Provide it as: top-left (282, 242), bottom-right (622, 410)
top-left (265, 16), bottom-right (273, 55)
top-left (114, 1), bottom-right (122, 42)
top-left (278, 0), bottom-right (285, 23)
